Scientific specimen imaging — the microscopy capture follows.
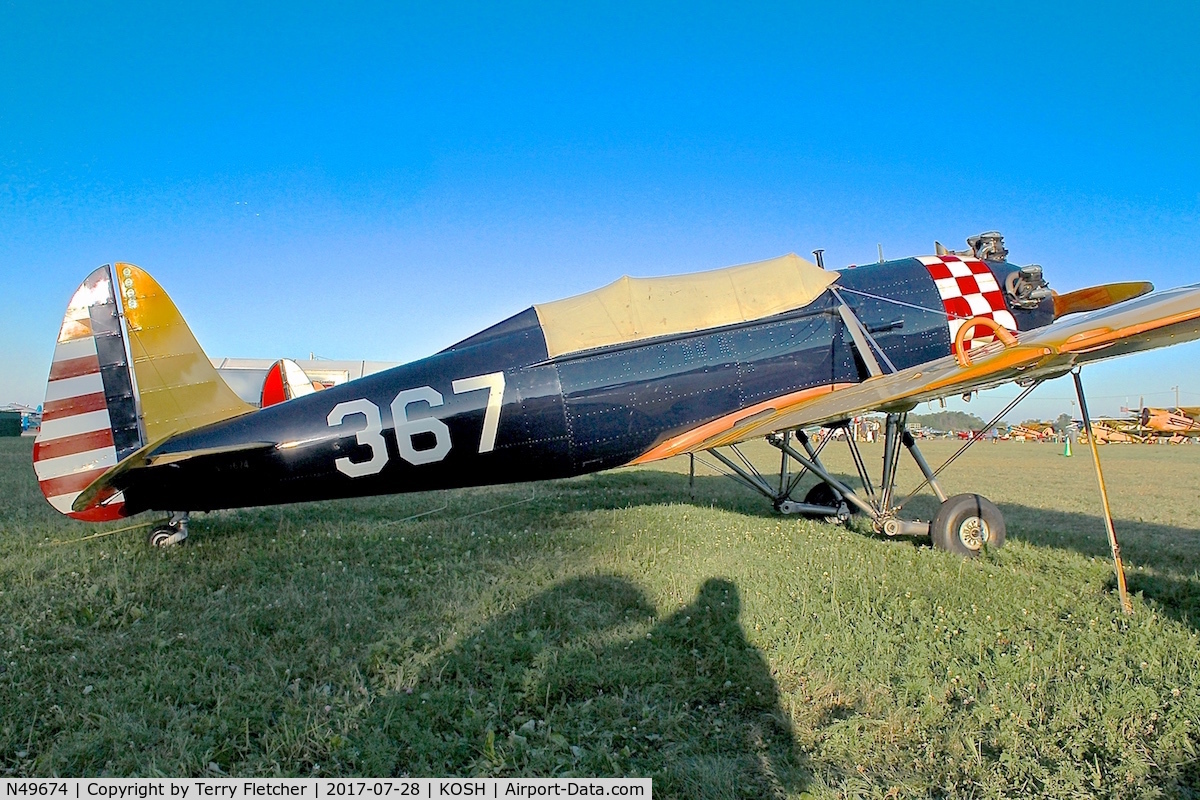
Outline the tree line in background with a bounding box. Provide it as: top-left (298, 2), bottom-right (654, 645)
top-left (907, 411), bottom-right (988, 433)
top-left (907, 411), bottom-right (1074, 434)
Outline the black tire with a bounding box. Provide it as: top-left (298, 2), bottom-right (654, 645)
top-left (803, 482), bottom-right (836, 508)
top-left (930, 493), bottom-right (1005, 557)
top-left (803, 483), bottom-right (854, 522)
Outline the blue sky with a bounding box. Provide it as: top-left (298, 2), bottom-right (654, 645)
top-left (2, 2), bottom-right (1198, 420)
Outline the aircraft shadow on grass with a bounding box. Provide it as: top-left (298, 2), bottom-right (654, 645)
top-left (258, 464), bottom-right (1200, 636)
top-left (988, 502), bottom-right (1200, 630)
top-left (632, 469), bottom-right (1200, 633)
top-left (367, 574), bottom-right (810, 797)
top-left (500, 468), bottom-right (1200, 633)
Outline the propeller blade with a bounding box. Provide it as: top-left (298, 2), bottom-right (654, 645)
top-left (1052, 281), bottom-right (1154, 319)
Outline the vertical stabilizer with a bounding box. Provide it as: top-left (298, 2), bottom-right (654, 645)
top-left (117, 263), bottom-right (254, 443)
top-left (33, 266), bottom-right (141, 520)
top-left (35, 263), bottom-right (257, 520)
top-left (260, 358), bottom-right (319, 407)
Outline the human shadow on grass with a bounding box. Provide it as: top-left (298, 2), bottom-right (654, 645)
top-left (365, 574), bottom-right (808, 798)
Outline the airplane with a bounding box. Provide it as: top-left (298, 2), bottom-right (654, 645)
top-left (1077, 404), bottom-right (1200, 444)
top-left (31, 231), bottom-right (1200, 612)
top-left (1006, 423), bottom-right (1056, 442)
top-left (1076, 420), bottom-right (1147, 445)
top-left (1133, 406), bottom-right (1200, 440)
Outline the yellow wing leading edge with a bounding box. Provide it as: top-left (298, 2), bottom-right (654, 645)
top-left (634, 283), bottom-right (1200, 462)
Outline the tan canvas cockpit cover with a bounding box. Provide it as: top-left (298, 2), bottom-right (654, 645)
top-left (534, 253), bottom-right (838, 358)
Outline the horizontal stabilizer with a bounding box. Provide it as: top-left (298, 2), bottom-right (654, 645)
top-left (145, 440), bottom-right (276, 467)
top-left (70, 433), bottom-right (175, 513)
top-left (71, 438), bottom-right (276, 512)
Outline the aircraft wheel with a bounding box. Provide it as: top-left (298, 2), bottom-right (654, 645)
top-left (803, 483), bottom-right (854, 522)
top-left (930, 494), bottom-right (1005, 557)
top-left (148, 526), bottom-right (187, 548)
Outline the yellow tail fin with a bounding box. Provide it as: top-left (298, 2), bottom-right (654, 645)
top-left (117, 263), bottom-right (253, 442)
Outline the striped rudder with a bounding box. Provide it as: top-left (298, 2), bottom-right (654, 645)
top-left (35, 262), bottom-right (256, 521)
top-left (33, 266), bottom-right (142, 520)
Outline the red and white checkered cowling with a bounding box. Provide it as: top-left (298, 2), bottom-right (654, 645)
top-left (917, 255), bottom-right (1017, 351)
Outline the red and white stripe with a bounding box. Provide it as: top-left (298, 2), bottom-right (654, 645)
top-left (917, 255), bottom-right (1018, 351)
top-left (33, 302), bottom-right (124, 520)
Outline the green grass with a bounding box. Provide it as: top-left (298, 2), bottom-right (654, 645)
top-left (2, 436), bottom-right (1200, 798)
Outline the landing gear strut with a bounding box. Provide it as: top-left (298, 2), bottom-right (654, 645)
top-left (698, 369), bottom-right (1132, 611)
top-left (765, 415), bottom-right (968, 545)
top-left (148, 512), bottom-right (189, 547)
top-left (697, 383), bottom-right (1042, 557)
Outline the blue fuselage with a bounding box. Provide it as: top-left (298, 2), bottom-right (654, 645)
top-left (121, 258), bottom-right (1053, 513)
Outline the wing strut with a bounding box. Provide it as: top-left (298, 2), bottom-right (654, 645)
top-left (1072, 369), bottom-right (1134, 615)
top-left (831, 288), bottom-right (897, 376)
top-left (893, 382), bottom-right (1040, 510)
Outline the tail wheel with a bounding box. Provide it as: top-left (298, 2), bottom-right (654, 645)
top-left (148, 526), bottom-right (187, 547)
top-left (930, 493), bottom-right (1005, 557)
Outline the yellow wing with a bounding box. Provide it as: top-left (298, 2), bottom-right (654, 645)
top-left (634, 284), bottom-right (1200, 461)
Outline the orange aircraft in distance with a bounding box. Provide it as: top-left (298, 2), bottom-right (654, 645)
top-left (1135, 406), bottom-right (1200, 439)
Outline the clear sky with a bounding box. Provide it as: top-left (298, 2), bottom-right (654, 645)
top-left (2, 2), bottom-right (1198, 421)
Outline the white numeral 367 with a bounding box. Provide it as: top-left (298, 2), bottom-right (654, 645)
top-left (325, 371), bottom-right (505, 477)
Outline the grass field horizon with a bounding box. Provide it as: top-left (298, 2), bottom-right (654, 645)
top-left (2, 436), bottom-right (1199, 798)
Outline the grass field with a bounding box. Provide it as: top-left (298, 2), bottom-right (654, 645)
top-left (2, 435), bottom-right (1200, 798)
